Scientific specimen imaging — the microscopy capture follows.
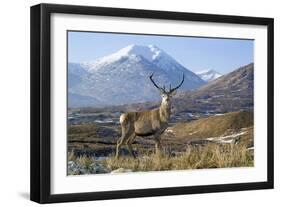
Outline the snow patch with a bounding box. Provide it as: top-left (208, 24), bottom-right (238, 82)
top-left (196, 69), bottom-right (222, 82)
top-left (83, 44), bottom-right (165, 72)
top-left (204, 131), bottom-right (246, 144)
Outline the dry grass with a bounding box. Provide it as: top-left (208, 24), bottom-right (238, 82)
top-left (68, 150), bottom-right (76, 161)
top-left (67, 111), bottom-right (254, 174)
top-left (68, 151), bottom-right (93, 168)
top-left (76, 155), bottom-right (93, 168)
top-left (172, 111), bottom-right (253, 139)
top-left (103, 143), bottom-right (253, 172)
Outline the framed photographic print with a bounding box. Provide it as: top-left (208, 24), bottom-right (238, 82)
top-left (30, 3), bottom-right (274, 203)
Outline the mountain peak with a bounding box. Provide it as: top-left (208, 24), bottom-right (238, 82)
top-left (83, 44), bottom-right (166, 72)
top-left (196, 69), bottom-right (222, 82)
top-left (117, 44), bottom-right (163, 62)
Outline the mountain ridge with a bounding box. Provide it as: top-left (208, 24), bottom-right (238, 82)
top-left (68, 44), bottom-right (206, 107)
top-left (173, 63), bottom-right (254, 113)
top-left (74, 63), bottom-right (254, 119)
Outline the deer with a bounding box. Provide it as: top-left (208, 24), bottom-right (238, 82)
top-left (115, 73), bottom-right (185, 159)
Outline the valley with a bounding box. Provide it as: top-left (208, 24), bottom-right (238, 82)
top-left (66, 44), bottom-right (254, 175)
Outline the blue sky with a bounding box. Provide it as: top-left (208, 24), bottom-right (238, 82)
top-left (68, 31), bottom-right (253, 74)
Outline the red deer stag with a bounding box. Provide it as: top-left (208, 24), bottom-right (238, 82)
top-left (115, 73), bottom-right (185, 158)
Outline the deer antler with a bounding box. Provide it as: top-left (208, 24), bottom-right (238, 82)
top-left (149, 73), bottom-right (165, 93)
top-left (169, 74), bottom-right (185, 93)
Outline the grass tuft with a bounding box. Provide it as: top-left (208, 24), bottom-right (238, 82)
top-left (103, 144), bottom-right (253, 172)
top-left (76, 156), bottom-right (93, 168)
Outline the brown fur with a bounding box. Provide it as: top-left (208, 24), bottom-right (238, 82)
top-left (115, 95), bottom-right (172, 158)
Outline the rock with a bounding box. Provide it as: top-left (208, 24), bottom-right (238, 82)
top-left (89, 163), bottom-right (109, 174)
top-left (67, 160), bottom-right (110, 175)
top-left (79, 167), bottom-right (89, 174)
top-left (68, 161), bottom-right (81, 175)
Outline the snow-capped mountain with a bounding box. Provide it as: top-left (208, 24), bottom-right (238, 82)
top-left (196, 69), bottom-right (222, 82)
top-left (68, 44), bottom-right (206, 107)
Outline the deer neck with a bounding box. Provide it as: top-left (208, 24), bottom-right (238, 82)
top-left (159, 101), bottom-right (171, 123)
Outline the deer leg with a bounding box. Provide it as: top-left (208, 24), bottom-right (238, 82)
top-left (154, 138), bottom-right (162, 154)
top-left (126, 134), bottom-right (136, 158)
top-left (116, 137), bottom-right (125, 159)
top-left (116, 124), bottom-right (132, 159)
top-left (153, 130), bottom-right (165, 154)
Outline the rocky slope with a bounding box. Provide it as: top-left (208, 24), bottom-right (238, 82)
top-left (173, 63), bottom-right (254, 113)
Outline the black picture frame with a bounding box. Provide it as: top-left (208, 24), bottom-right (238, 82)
top-left (30, 3), bottom-right (274, 204)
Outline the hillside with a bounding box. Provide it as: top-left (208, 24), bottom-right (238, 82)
top-left (169, 111), bottom-right (253, 138)
top-left (173, 63), bottom-right (254, 113)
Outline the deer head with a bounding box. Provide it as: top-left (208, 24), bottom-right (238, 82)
top-left (149, 73), bottom-right (185, 106)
